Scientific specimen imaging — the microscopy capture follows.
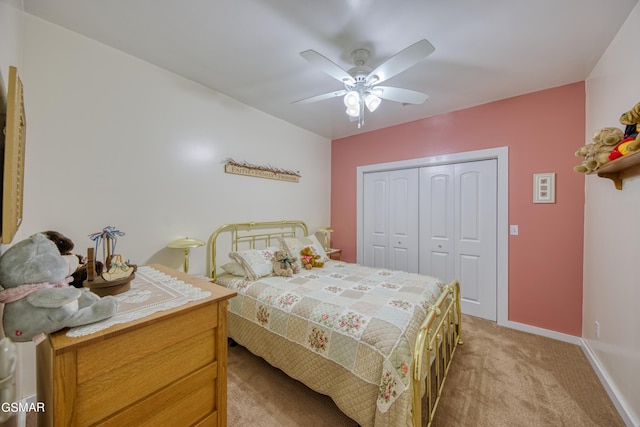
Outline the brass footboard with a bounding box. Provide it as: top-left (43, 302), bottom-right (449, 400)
top-left (412, 280), bottom-right (462, 427)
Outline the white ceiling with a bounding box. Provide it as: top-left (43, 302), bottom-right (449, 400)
top-left (23, 0), bottom-right (638, 140)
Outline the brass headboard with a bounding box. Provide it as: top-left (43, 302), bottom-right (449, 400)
top-left (207, 220), bottom-right (308, 280)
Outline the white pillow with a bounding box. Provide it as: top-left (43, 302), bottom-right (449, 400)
top-left (280, 235), bottom-right (328, 262)
top-left (229, 246), bottom-right (279, 280)
top-left (220, 261), bottom-right (247, 277)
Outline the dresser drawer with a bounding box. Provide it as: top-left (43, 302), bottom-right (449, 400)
top-left (77, 329), bottom-right (216, 425)
top-left (97, 363), bottom-right (218, 427)
top-left (76, 303), bottom-right (218, 385)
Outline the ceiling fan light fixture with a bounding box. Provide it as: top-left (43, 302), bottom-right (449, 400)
top-left (364, 93), bottom-right (381, 112)
top-left (343, 91), bottom-right (360, 107)
top-left (296, 39), bottom-right (434, 129)
top-left (346, 104), bottom-right (360, 117)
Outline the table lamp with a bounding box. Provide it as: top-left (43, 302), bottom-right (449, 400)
top-left (317, 227), bottom-right (334, 251)
top-left (167, 237), bottom-right (205, 273)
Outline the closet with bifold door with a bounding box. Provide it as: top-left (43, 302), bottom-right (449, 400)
top-left (362, 168), bottom-right (419, 273)
top-left (362, 159), bottom-right (498, 321)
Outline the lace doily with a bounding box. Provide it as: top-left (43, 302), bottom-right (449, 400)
top-left (67, 266), bottom-right (211, 337)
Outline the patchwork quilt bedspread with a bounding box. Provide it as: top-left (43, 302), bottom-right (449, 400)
top-left (216, 261), bottom-right (445, 426)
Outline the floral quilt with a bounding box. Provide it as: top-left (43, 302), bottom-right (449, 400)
top-left (216, 261), bottom-right (444, 416)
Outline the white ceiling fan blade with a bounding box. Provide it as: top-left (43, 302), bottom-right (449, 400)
top-left (375, 86), bottom-right (429, 104)
top-left (366, 39), bottom-right (435, 85)
top-left (292, 89), bottom-right (347, 104)
top-left (300, 50), bottom-right (355, 84)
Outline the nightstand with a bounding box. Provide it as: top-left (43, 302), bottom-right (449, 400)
top-left (326, 248), bottom-right (342, 260)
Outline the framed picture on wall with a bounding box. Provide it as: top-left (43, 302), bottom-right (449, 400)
top-left (1, 66), bottom-right (26, 244)
top-left (533, 172), bottom-right (555, 204)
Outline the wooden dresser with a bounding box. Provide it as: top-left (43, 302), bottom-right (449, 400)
top-left (36, 264), bottom-right (236, 427)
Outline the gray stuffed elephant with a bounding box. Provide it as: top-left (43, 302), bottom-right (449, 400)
top-left (0, 233), bottom-right (118, 343)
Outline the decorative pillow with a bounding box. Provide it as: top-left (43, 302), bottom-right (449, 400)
top-left (280, 235), bottom-right (328, 263)
top-left (220, 261), bottom-right (247, 277)
top-left (229, 246), bottom-right (279, 280)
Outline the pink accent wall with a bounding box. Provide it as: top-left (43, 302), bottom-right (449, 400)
top-left (331, 83), bottom-right (586, 336)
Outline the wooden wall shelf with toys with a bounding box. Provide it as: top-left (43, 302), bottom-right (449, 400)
top-left (593, 150), bottom-right (640, 190)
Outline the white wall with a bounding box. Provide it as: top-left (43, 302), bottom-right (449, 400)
top-left (584, 4), bottom-right (640, 425)
top-left (11, 14), bottom-right (331, 400)
top-left (0, 0), bottom-right (22, 93)
top-left (21, 14), bottom-right (331, 275)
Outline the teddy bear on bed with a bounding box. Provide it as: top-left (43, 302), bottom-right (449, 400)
top-left (0, 233), bottom-right (118, 343)
top-left (299, 246), bottom-right (324, 270)
top-left (272, 250), bottom-right (301, 277)
top-left (42, 230), bottom-right (104, 288)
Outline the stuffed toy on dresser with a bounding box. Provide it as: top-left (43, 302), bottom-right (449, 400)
top-left (0, 233), bottom-right (118, 343)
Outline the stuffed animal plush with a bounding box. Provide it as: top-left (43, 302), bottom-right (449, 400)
top-left (272, 250), bottom-right (301, 277)
top-left (618, 101), bottom-right (640, 153)
top-left (609, 123), bottom-right (640, 161)
top-left (299, 246), bottom-right (324, 270)
top-left (573, 127), bottom-right (624, 173)
top-left (0, 233), bottom-right (118, 343)
top-left (42, 230), bottom-right (103, 288)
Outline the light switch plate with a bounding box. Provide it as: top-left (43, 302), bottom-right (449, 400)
top-left (510, 225), bottom-right (519, 235)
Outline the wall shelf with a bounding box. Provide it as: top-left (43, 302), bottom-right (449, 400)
top-left (594, 150), bottom-right (640, 190)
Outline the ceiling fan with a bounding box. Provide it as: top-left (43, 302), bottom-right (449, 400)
top-left (293, 39), bottom-right (435, 128)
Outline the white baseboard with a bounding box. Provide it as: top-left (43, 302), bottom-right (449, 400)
top-left (581, 341), bottom-right (639, 427)
top-left (499, 319), bottom-right (583, 345)
top-left (499, 319), bottom-right (637, 427)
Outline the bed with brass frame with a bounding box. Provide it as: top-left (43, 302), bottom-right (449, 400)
top-left (208, 220), bottom-right (462, 427)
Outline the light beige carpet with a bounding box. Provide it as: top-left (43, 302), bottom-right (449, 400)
top-left (431, 315), bottom-right (624, 427)
top-left (227, 343), bottom-right (358, 427)
top-left (228, 314), bottom-right (625, 427)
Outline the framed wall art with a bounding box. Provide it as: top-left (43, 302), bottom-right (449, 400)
top-left (533, 172), bottom-right (555, 204)
top-left (1, 66), bottom-right (26, 244)
top-left (224, 158), bottom-right (301, 183)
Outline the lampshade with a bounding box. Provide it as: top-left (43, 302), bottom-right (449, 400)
top-left (317, 227), bottom-right (334, 250)
top-left (345, 104), bottom-right (360, 117)
top-left (365, 93), bottom-right (381, 112)
top-left (167, 237), bottom-right (205, 273)
top-left (343, 90), bottom-right (360, 107)
top-left (167, 237), bottom-right (205, 249)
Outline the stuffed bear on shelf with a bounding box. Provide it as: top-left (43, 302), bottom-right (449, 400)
top-left (608, 123), bottom-right (639, 161)
top-left (573, 127), bottom-right (623, 173)
top-left (617, 101), bottom-right (640, 154)
top-left (0, 233), bottom-right (118, 343)
top-left (607, 101), bottom-right (640, 162)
